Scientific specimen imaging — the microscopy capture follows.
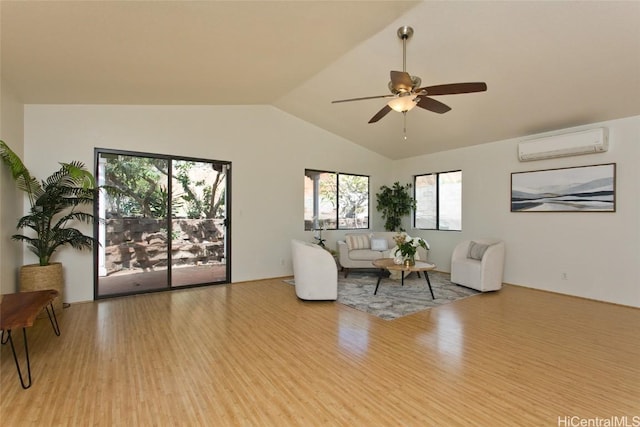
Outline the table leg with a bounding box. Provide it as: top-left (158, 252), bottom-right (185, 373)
top-left (424, 271), bottom-right (435, 299)
top-left (374, 269), bottom-right (384, 295)
top-left (401, 271), bottom-right (405, 287)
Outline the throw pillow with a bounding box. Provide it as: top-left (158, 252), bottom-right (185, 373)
top-left (346, 234), bottom-right (370, 250)
top-left (370, 237), bottom-right (389, 251)
top-left (467, 241), bottom-right (492, 260)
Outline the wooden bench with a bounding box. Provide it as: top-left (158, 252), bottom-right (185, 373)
top-left (0, 290), bottom-right (61, 389)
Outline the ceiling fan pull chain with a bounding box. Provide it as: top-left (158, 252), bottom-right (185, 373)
top-left (403, 112), bottom-right (408, 140)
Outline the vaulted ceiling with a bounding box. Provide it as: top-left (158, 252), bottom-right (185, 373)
top-left (3, 1), bottom-right (639, 159)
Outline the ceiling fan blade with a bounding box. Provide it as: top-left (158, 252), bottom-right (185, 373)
top-left (416, 82), bottom-right (487, 96)
top-left (332, 94), bottom-right (394, 104)
top-left (368, 105), bottom-right (393, 123)
top-left (416, 96), bottom-right (452, 114)
top-left (390, 71), bottom-right (413, 92)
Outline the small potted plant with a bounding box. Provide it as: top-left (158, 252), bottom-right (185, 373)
top-left (0, 140), bottom-right (97, 311)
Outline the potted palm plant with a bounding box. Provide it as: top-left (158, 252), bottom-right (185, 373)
top-left (0, 140), bottom-right (96, 311)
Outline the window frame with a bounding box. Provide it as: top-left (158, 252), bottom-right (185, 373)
top-left (413, 169), bottom-right (462, 231)
top-left (304, 168), bottom-right (370, 230)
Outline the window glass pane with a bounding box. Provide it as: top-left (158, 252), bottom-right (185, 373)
top-left (438, 171), bottom-right (462, 231)
top-left (338, 174), bottom-right (369, 229)
top-left (304, 170), bottom-right (369, 230)
top-left (415, 174), bottom-right (437, 229)
top-left (304, 170), bottom-right (337, 230)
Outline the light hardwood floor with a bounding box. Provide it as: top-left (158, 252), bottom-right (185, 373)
top-left (1, 278), bottom-right (639, 426)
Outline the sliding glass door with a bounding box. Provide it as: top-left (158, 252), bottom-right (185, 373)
top-left (170, 159), bottom-right (228, 287)
top-left (95, 149), bottom-right (230, 298)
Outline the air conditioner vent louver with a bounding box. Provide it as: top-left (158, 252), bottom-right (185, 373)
top-left (518, 128), bottom-right (608, 162)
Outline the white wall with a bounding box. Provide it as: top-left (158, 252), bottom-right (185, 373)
top-left (19, 106), bottom-right (640, 307)
top-left (0, 78), bottom-right (24, 294)
top-left (23, 105), bottom-right (390, 303)
top-left (393, 116), bottom-right (640, 307)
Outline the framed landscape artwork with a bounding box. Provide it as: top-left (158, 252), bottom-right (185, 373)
top-left (511, 163), bottom-right (616, 212)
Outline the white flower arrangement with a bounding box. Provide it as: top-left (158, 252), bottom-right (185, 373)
top-left (393, 233), bottom-right (429, 260)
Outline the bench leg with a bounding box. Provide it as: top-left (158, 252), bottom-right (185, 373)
top-left (45, 302), bottom-right (61, 336)
top-left (6, 328), bottom-right (33, 389)
top-left (1, 301), bottom-right (61, 389)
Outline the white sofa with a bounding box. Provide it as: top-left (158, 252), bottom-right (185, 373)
top-left (450, 239), bottom-right (505, 291)
top-left (291, 239), bottom-right (337, 300)
top-left (337, 232), bottom-right (428, 278)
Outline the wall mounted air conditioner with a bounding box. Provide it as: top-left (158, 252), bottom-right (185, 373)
top-left (517, 127), bottom-right (608, 161)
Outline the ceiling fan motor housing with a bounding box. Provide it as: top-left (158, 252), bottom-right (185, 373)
top-left (388, 76), bottom-right (421, 95)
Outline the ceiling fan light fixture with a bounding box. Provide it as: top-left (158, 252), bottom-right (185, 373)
top-left (388, 95), bottom-right (418, 113)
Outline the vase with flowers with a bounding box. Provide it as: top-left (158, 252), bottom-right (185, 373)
top-left (393, 233), bottom-right (429, 266)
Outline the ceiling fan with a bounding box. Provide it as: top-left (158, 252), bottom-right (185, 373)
top-left (332, 26), bottom-right (487, 135)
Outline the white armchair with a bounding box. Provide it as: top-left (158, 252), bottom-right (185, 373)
top-left (291, 239), bottom-right (337, 300)
top-left (450, 239), bottom-right (505, 292)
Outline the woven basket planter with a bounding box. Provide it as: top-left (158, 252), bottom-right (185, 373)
top-left (20, 262), bottom-right (64, 313)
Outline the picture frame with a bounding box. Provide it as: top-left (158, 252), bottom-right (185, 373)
top-left (511, 163), bottom-right (616, 212)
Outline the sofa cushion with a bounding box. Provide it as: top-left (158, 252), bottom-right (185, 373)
top-left (370, 237), bottom-right (389, 251)
top-left (346, 234), bottom-right (370, 250)
top-left (467, 241), bottom-right (492, 260)
top-left (349, 249), bottom-right (382, 261)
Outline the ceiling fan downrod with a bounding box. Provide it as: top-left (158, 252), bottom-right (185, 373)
top-left (397, 26), bottom-right (413, 73)
top-left (398, 26), bottom-right (413, 140)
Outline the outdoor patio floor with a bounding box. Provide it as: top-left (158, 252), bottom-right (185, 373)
top-left (97, 264), bottom-right (227, 297)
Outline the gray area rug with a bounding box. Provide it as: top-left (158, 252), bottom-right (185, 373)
top-left (286, 271), bottom-right (480, 320)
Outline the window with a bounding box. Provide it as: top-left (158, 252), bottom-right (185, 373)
top-left (414, 170), bottom-right (462, 231)
top-left (304, 169), bottom-right (369, 230)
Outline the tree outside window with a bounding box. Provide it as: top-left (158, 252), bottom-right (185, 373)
top-left (304, 169), bottom-right (369, 230)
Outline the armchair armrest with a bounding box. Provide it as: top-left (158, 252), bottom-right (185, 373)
top-left (452, 241), bottom-right (469, 261)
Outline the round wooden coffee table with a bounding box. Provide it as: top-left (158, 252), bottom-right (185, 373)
top-left (372, 258), bottom-right (437, 298)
